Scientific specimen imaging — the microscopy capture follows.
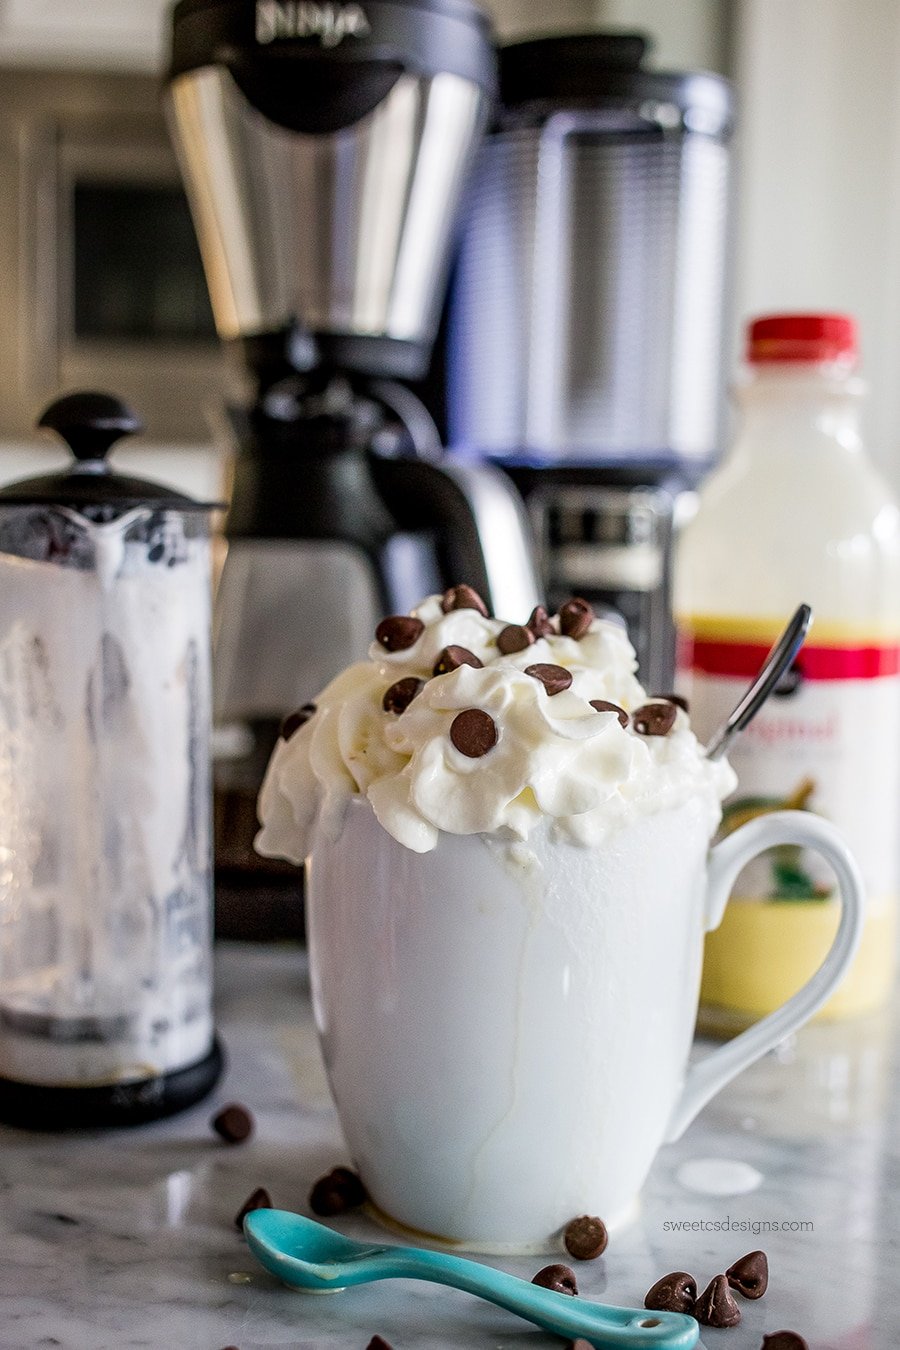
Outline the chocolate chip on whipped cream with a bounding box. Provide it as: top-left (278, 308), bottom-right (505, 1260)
top-left (632, 701), bottom-right (677, 737)
top-left (527, 604), bottom-right (555, 638)
top-left (525, 663), bottom-right (573, 696)
top-left (726, 1249), bottom-right (768, 1299)
top-left (761, 1334), bottom-right (809, 1350)
top-left (382, 677), bottom-right (425, 714)
top-left (433, 645), bottom-right (484, 676)
top-left (256, 590), bottom-right (736, 861)
top-left (280, 703), bottom-right (316, 740)
top-left (375, 615), bottom-right (424, 652)
top-left (497, 623), bottom-right (535, 655)
top-left (652, 692), bottom-right (689, 713)
top-left (559, 597), bottom-right (594, 638)
top-left (532, 1263), bottom-right (578, 1295)
top-left (441, 583), bottom-right (488, 617)
top-left (450, 709), bottom-right (498, 758)
top-left (590, 699), bottom-right (629, 727)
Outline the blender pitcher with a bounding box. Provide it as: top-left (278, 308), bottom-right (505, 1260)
top-left (0, 392), bottom-right (223, 1127)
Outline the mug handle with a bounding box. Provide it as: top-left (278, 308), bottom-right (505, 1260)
top-left (665, 809), bottom-right (865, 1141)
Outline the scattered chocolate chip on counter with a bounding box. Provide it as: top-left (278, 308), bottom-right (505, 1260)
top-left (651, 692), bottom-right (689, 713)
top-left (375, 615), bottom-right (425, 652)
top-left (450, 709), bottom-right (498, 758)
top-left (694, 1273), bottom-right (742, 1327)
top-left (366, 1337), bottom-right (395, 1350)
top-left (211, 1104), bottom-right (254, 1145)
top-left (280, 703), bottom-right (316, 740)
top-left (531, 1263), bottom-right (578, 1295)
top-left (441, 584), bottom-right (488, 616)
top-left (433, 645), bottom-right (484, 676)
top-left (589, 699), bottom-right (629, 727)
top-left (527, 604), bottom-right (555, 638)
top-left (497, 623), bottom-right (535, 655)
top-left (726, 1249), bottom-right (769, 1299)
top-left (234, 1186), bottom-right (272, 1231)
top-left (563, 1214), bottom-right (608, 1260)
top-left (382, 677), bottom-right (425, 714)
top-left (558, 597), bottom-right (594, 639)
top-left (761, 1334), bottom-right (809, 1350)
top-left (644, 1271), bottom-right (697, 1314)
top-left (631, 701), bottom-right (677, 737)
top-left (525, 663), bottom-right (573, 696)
top-left (309, 1166), bottom-right (368, 1216)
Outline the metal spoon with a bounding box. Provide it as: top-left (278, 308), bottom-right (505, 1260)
top-left (705, 603), bottom-right (813, 761)
top-left (244, 1209), bottom-right (699, 1348)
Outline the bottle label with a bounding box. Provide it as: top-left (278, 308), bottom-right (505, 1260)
top-left (677, 620), bottom-right (900, 905)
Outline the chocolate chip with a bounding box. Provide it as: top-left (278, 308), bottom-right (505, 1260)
top-left (527, 604), bottom-right (555, 638)
top-left (589, 699), bottom-right (629, 727)
top-left (309, 1166), bottom-right (367, 1216)
top-left (644, 1271), bottom-right (697, 1314)
top-left (531, 1263), bottom-right (578, 1295)
top-left (651, 692), bottom-right (689, 713)
top-left (375, 615), bottom-right (424, 652)
top-left (234, 1187), bottom-right (272, 1231)
top-left (441, 584), bottom-right (488, 617)
top-left (631, 701), bottom-right (677, 737)
top-left (694, 1274), bottom-right (741, 1327)
top-left (382, 677), bottom-right (425, 714)
top-left (497, 623), bottom-right (535, 655)
top-left (726, 1249), bottom-right (768, 1299)
top-left (450, 709), bottom-right (497, 758)
top-left (762, 1334), bottom-right (809, 1350)
top-left (280, 703), bottom-right (316, 740)
top-left (563, 1214), bottom-right (608, 1260)
top-left (558, 598), bottom-right (594, 639)
top-left (366, 1338), bottom-right (395, 1350)
top-left (525, 663), bottom-right (573, 696)
top-left (433, 645), bottom-right (484, 676)
top-left (212, 1104), bottom-right (254, 1144)
top-left (564, 1342), bottom-right (594, 1350)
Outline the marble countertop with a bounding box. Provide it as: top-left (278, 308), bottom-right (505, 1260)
top-left (1, 943), bottom-right (898, 1350)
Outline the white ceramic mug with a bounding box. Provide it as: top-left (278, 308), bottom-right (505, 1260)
top-left (306, 795), bottom-right (864, 1252)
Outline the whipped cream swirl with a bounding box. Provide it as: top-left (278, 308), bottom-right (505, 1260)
top-left (256, 593), bottom-right (736, 859)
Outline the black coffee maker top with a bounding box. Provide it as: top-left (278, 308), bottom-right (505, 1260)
top-left (170, 0), bottom-right (497, 135)
top-left (499, 31), bottom-right (734, 135)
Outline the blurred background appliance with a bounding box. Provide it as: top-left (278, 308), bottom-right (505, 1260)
top-left (445, 33), bottom-right (735, 691)
top-left (0, 69), bottom-right (223, 444)
top-left (165, 0), bottom-right (540, 924)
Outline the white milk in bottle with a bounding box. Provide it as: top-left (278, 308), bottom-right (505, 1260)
top-left (675, 313), bottom-right (900, 1026)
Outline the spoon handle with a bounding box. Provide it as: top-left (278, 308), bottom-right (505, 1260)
top-left (705, 602), bottom-right (812, 761)
top-left (381, 1247), bottom-right (698, 1348)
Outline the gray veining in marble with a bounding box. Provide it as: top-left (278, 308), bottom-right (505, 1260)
top-left (1, 944), bottom-right (898, 1350)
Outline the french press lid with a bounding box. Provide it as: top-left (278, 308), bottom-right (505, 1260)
top-left (0, 392), bottom-right (221, 511)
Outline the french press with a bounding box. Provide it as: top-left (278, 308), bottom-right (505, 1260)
top-left (0, 393), bottom-right (222, 1127)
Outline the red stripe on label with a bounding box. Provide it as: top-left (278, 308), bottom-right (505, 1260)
top-left (680, 637), bottom-right (900, 681)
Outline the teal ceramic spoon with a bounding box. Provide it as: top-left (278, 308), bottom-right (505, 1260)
top-left (244, 1209), bottom-right (699, 1349)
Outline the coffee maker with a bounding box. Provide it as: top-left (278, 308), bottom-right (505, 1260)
top-left (165, 0), bottom-right (540, 910)
top-left (446, 34), bottom-right (735, 693)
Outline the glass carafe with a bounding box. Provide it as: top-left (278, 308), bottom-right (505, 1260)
top-left (0, 392), bottom-right (222, 1126)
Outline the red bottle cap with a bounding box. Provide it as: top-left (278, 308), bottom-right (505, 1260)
top-left (747, 313), bottom-right (857, 365)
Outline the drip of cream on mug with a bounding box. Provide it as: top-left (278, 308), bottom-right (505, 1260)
top-left (255, 593), bottom-right (736, 858)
